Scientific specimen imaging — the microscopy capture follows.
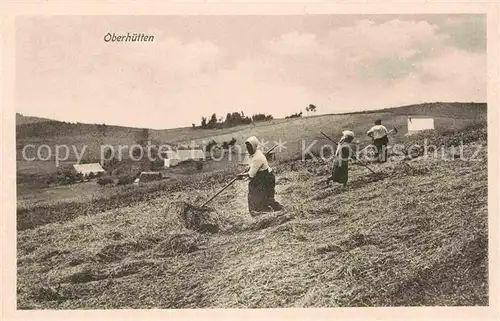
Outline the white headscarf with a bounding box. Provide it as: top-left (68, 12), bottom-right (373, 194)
top-left (245, 136), bottom-right (259, 154)
top-left (336, 130), bottom-right (355, 156)
top-left (244, 136), bottom-right (270, 177)
top-left (338, 130), bottom-right (355, 144)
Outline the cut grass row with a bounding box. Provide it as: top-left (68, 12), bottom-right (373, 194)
top-left (16, 148), bottom-right (488, 308)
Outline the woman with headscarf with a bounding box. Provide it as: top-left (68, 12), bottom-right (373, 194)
top-left (326, 130), bottom-right (355, 187)
top-left (237, 136), bottom-right (283, 215)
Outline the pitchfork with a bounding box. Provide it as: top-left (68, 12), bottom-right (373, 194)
top-left (200, 144), bottom-right (278, 208)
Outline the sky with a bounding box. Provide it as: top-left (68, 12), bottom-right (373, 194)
top-left (16, 15), bottom-right (486, 129)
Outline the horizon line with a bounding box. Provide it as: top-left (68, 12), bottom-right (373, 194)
top-left (16, 100), bottom-right (487, 131)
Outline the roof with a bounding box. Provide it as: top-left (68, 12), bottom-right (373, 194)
top-left (164, 151), bottom-right (179, 159)
top-left (177, 149), bottom-right (205, 160)
top-left (140, 171), bottom-right (162, 175)
top-left (73, 163), bottom-right (105, 174)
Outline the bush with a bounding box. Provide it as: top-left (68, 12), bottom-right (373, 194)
top-left (75, 173), bottom-right (84, 182)
top-left (97, 177), bottom-right (114, 186)
top-left (150, 158), bottom-right (164, 171)
top-left (56, 168), bottom-right (78, 185)
top-left (196, 162), bottom-right (203, 171)
top-left (44, 175), bottom-right (57, 186)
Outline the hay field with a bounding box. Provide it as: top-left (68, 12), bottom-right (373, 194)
top-left (16, 110), bottom-right (488, 308)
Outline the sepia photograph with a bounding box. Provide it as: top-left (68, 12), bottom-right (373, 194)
top-left (8, 9), bottom-right (495, 314)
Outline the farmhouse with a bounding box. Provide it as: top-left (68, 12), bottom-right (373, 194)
top-left (72, 163), bottom-right (105, 176)
top-left (406, 117), bottom-right (435, 135)
top-left (164, 149), bottom-right (205, 168)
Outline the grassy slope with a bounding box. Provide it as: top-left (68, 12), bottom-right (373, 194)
top-left (16, 124), bottom-right (488, 308)
top-left (16, 113), bottom-right (54, 125)
top-left (15, 102), bottom-right (486, 199)
top-left (16, 102), bottom-right (486, 162)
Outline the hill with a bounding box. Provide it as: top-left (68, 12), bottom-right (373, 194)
top-left (16, 102), bottom-right (486, 162)
top-left (16, 113), bottom-right (54, 125)
top-left (16, 120), bottom-right (488, 308)
top-left (16, 102), bottom-right (487, 197)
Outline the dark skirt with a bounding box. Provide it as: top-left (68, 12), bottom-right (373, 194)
top-left (330, 159), bottom-right (349, 184)
top-left (328, 144), bottom-right (351, 185)
top-left (248, 169), bottom-right (282, 213)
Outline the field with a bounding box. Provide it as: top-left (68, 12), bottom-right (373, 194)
top-left (16, 102), bottom-right (489, 308)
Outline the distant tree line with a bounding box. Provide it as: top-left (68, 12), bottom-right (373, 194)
top-left (195, 111), bottom-right (273, 130)
top-left (285, 111), bottom-right (303, 119)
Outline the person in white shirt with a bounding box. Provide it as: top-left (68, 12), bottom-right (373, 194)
top-left (366, 119), bottom-right (389, 163)
top-left (326, 130), bottom-right (355, 187)
top-left (237, 136), bottom-right (283, 215)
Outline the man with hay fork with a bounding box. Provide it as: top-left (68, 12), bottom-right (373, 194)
top-left (366, 119), bottom-right (390, 163)
top-left (326, 130), bottom-right (355, 187)
top-left (236, 136), bottom-right (283, 215)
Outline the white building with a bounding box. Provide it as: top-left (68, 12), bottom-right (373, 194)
top-left (72, 163), bottom-right (105, 176)
top-left (407, 117), bottom-right (435, 135)
top-left (164, 149), bottom-right (205, 168)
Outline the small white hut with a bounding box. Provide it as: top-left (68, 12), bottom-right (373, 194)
top-left (406, 117), bottom-right (435, 135)
top-left (163, 149), bottom-right (205, 168)
top-left (72, 163), bottom-right (105, 176)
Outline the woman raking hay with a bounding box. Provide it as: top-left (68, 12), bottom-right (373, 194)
top-left (326, 130), bottom-right (355, 187)
top-left (237, 136), bottom-right (283, 215)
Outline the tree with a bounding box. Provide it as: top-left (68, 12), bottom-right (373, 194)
top-left (209, 113), bottom-right (217, 125)
top-left (102, 147), bottom-right (117, 169)
top-left (253, 114), bottom-right (268, 122)
top-left (136, 128), bottom-right (149, 147)
top-left (201, 117), bottom-right (207, 128)
top-left (309, 104), bottom-right (317, 113)
top-left (100, 123), bottom-right (108, 137)
top-left (225, 113), bottom-right (232, 124)
top-left (231, 112), bottom-right (242, 124)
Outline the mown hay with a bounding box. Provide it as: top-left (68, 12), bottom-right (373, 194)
top-left (389, 162), bottom-right (432, 178)
top-left (316, 244), bottom-right (344, 254)
top-left (347, 172), bottom-right (387, 190)
top-left (65, 267), bottom-right (105, 284)
top-left (16, 126), bottom-right (488, 309)
top-left (95, 240), bottom-right (155, 263)
top-left (30, 285), bottom-right (68, 302)
top-left (172, 201), bottom-right (220, 234)
top-left (247, 213), bottom-right (293, 231)
top-left (153, 232), bottom-right (207, 257)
